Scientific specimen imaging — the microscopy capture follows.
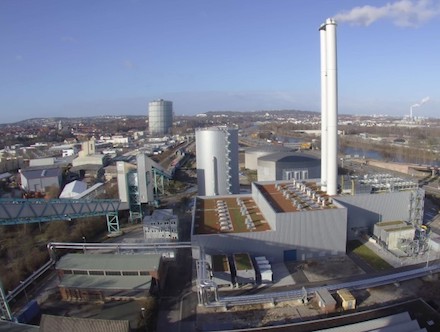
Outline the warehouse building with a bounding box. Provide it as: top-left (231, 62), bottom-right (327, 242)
top-left (55, 253), bottom-right (164, 301)
top-left (19, 166), bottom-right (63, 194)
top-left (257, 152), bottom-right (320, 181)
top-left (244, 146), bottom-right (292, 171)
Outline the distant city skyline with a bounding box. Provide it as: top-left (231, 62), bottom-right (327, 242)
top-left (1, 0), bottom-right (439, 123)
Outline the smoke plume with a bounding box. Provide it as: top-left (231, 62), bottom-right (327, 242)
top-left (411, 96), bottom-right (430, 109)
top-left (334, 0), bottom-right (440, 27)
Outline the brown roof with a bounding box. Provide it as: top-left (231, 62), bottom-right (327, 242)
top-left (39, 315), bottom-right (130, 332)
top-left (194, 196), bottom-right (271, 235)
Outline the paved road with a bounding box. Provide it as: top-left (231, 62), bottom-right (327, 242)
top-left (156, 248), bottom-right (197, 332)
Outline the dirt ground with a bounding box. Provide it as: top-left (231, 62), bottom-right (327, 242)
top-left (286, 255), bottom-right (365, 283)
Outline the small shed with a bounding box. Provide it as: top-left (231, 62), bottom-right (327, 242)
top-left (336, 288), bottom-right (356, 310)
top-left (315, 288), bottom-right (336, 313)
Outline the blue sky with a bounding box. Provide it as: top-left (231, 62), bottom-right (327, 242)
top-left (1, 0), bottom-right (439, 123)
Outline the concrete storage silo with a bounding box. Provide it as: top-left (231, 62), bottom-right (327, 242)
top-left (148, 99), bottom-right (173, 136)
top-left (196, 126), bottom-right (239, 196)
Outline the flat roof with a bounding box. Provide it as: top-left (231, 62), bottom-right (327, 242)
top-left (56, 253), bottom-right (161, 271)
top-left (59, 274), bottom-right (152, 290)
top-left (40, 315), bottom-right (130, 332)
top-left (376, 220), bottom-right (407, 227)
top-left (255, 182), bottom-right (334, 213)
top-left (20, 167), bottom-right (61, 180)
top-left (193, 196), bottom-right (271, 235)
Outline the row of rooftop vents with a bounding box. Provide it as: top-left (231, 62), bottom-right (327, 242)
top-left (275, 180), bottom-right (331, 211)
top-left (216, 200), bottom-right (233, 232)
top-left (236, 197), bottom-right (258, 230)
top-left (358, 173), bottom-right (419, 193)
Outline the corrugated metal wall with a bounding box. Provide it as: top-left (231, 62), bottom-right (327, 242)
top-left (193, 207), bottom-right (347, 262)
top-left (335, 190), bottom-right (416, 240)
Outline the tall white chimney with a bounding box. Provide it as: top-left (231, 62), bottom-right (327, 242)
top-left (319, 23), bottom-right (328, 192)
top-left (320, 18), bottom-right (338, 196)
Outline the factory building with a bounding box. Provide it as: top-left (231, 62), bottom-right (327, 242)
top-left (143, 209), bottom-right (178, 240)
top-left (191, 19), bottom-right (425, 265)
top-left (72, 139), bottom-right (108, 169)
top-left (196, 126), bottom-right (239, 196)
top-left (192, 177), bottom-right (422, 263)
top-left (148, 99), bottom-right (173, 136)
top-left (192, 180), bottom-right (348, 262)
top-left (55, 253), bottom-right (164, 301)
top-left (244, 146), bottom-right (292, 171)
top-left (257, 152), bottom-right (320, 182)
top-left (117, 153), bottom-right (173, 221)
top-left (336, 186), bottom-right (424, 240)
top-left (19, 166), bottom-right (62, 194)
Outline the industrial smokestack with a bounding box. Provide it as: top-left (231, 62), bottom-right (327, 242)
top-left (320, 18), bottom-right (338, 196)
top-left (319, 24), bottom-right (328, 191)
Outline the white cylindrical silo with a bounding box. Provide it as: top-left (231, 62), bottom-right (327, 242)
top-left (319, 23), bottom-right (328, 192)
top-left (148, 99), bottom-right (173, 136)
top-left (196, 126), bottom-right (239, 196)
top-left (325, 18), bottom-right (338, 196)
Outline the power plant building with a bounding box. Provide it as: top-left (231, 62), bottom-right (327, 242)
top-left (244, 146), bottom-right (292, 170)
top-left (257, 152), bottom-right (320, 182)
top-left (148, 99), bottom-right (173, 136)
top-left (192, 178), bottom-right (423, 262)
top-left (196, 126), bottom-right (239, 196)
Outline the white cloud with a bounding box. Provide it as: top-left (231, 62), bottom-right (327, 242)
top-left (334, 0), bottom-right (440, 27)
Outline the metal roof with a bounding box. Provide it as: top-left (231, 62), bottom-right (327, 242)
top-left (258, 152), bottom-right (319, 163)
top-left (0, 172), bottom-right (12, 181)
top-left (0, 321), bottom-right (39, 332)
top-left (56, 253), bottom-right (161, 271)
top-left (40, 314), bottom-right (130, 332)
top-left (59, 180), bottom-right (88, 198)
top-left (20, 167), bottom-right (61, 180)
top-left (58, 274), bottom-right (152, 291)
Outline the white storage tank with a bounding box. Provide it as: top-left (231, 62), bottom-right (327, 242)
top-left (148, 99), bottom-right (173, 136)
top-left (196, 126), bottom-right (239, 196)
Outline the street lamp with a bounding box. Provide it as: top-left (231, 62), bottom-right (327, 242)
top-left (82, 236), bottom-right (86, 253)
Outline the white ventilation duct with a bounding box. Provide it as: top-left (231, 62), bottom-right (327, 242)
top-left (319, 18), bottom-right (338, 196)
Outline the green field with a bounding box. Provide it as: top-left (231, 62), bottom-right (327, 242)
top-left (348, 240), bottom-right (393, 271)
